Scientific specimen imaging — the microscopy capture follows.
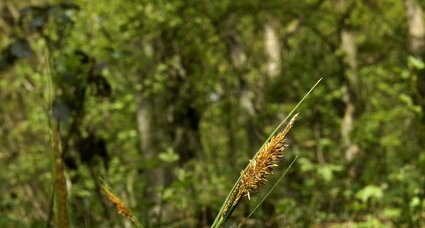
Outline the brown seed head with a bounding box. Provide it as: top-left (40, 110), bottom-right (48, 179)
top-left (101, 185), bottom-right (134, 222)
top-left (239, 114), bottom-right (297, 199)
top-left (221, 114), bottom-right (297, 216)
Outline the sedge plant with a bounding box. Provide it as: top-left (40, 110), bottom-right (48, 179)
top-left (211, 78), bottom-right (322, 228)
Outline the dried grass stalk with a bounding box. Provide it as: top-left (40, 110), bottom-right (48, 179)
top-left (100, 184), bottom-right (135, 222)
top-left (52, 116), bottom-right (69, 228)
top-left (99, 180), bottom-right (143, 228)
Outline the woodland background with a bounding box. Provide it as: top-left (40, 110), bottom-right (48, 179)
top-left (1, 0), bottom-right (425, 227)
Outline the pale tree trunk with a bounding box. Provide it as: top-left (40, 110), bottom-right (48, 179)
top-left (225, 19), bottom-right (265, 158)
top-left (264, 21), bottom-right (281, 79)
top-left (135, 40), bottom-right (165, 228)
top-left (405, 0), bottom-right (425, 53)
top-left (404, 0), bottom-right (425, 118)
top-left (337, 0), bottom-right (360, 161)
top-left (228, 32), bottom-right (246, 163)
top-left (136, 98), bottom-right (164, 226)
top-left (218, 17), bottom-right (253, 164)
top-left (136, 99), bottom-right (164, 186)
top-left (404, 4), bottom-right (425, 226)
top-left (340, 30), bottom-right (360, 161)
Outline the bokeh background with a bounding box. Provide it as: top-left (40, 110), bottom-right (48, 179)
top-left (1, 0), bottom-right (424, 227)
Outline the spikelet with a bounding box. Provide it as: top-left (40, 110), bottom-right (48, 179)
top-left (222, 114), bottom-right (298, 215)
top-left (100, 183), bottom-right (135, 222)
top-left (239, 113), bottom-right (298, 199)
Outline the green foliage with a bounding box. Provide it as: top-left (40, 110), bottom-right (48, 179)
top-left (1, 0), bottom-right (425, 227)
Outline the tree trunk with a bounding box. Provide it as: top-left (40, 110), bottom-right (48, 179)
top-left (337, 1), bottom-right (360, 161)
top-left (404, 0), bottom-right (425, 120)
top-left (264, 21), bottom-right (281, 79)
top-left (136, 97), bottom-right (163, 227)
top-left (405, 0), bottom-right (425, 53)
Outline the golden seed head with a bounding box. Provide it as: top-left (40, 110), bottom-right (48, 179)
top-left (101, 185), bottom-right (134, 222)
top-left (239, 114), bottom-right (297, 199)
top-left (221, 114), bottom-right (297, 217)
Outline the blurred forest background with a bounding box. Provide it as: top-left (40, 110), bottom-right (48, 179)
top-left (1, 0), bottom-right (425, 227)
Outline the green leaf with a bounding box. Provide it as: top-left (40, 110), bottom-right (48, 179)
top-left (409, 196), bottom-right (420, 208)
top-left (158, 148), bottom-right (179, 163)
top-left (383, 208), bottom-right (401, 219)
top-left (408, 56), bottom-right (425, 70)
top-left (317, 164), bottom-right (342, 182)
top-left (299, 157), bottom-right (314, 172)
top-left (355, 185), bottom-right (384, 203)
